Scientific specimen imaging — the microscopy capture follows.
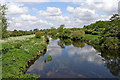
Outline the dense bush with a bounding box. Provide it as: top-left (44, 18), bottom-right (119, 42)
top-left (2, 31), bottom-right (9, 38)
top-left (9, 30), bottom-right (33, 37)
top-left (61, 29), bottom-right (72, 38)
top-left (35, 32), bottom-right (42, 38)
top-left (101, 37), bottom-right (119, 50)
top-left (84, 14), bottom-right (120, 50)
top-left (70, 30), bottom-right (85, 41)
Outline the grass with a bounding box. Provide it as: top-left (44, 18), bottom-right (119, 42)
top-left (2, 37), bottom-right (47, 78)
top-left (85, 34), bottom-right (100, 41)
top-left (85, 34), bottom-right (101, 51)
top-left (0, 34), bottom-right (35, 43)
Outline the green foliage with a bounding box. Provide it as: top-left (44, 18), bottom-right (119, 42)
top-left (33, 28), bottom-right (39, 33)
top-left (47, 56), bottom-right (52, 61)
top-left (57, 24), bottom-right (65, 37)
top-left (101, 37), bottom-right (119, 49)
top-left (2, 37), bottom-right (47, 78)
top-left (35, 32), bottom-right (42, 38)
top-left (72, 41), bottom-right (85, 48)
top-left (9, 30), bottom-right (33, 37)
top-left (0, 4), bottom-right (9, 39)
top-left (61, 29), bottom-right (72, 38)
top-left (84, 14), bottom-right (120, 50)
top-left (2, 31), bottom-right (9, 38)
top-left (71, 30), bottom-right (85, 41)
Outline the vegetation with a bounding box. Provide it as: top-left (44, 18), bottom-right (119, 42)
top-left (71, 30), bottom-right (85, 41)
top-left (0, 4), bottom-right (9, 39)
top-left (84, 14), bottom-right (120, 50)
top-left (2, 36), bottom-right (48, 78)
top-left (1, 4), bottom-right (120, 79)
top-left (9, 30), bottom-right (34, 37)
top-left (35, 32), bottom-right (42, 38)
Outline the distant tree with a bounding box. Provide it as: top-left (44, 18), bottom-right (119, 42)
top-left (71, 30), bottom-right (85, 41)
top-left (57, 24), bottom-right (65, 37)
top-left (57, 24), bottom-right (65, 31)
top-left (33, 28), bottom-right (39, 33)
top-left (0, 4), bottom-right (9, 38)
top-left (110, 14), bottom-right (119, 21)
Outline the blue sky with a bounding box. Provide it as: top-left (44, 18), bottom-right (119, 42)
top-left (24, 2), bottom-right (81, 16)
top-left (1, 0), bottom-right (119, 30)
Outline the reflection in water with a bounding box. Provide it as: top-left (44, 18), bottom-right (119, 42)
top-left (100, 49), bottom-right (120, 77)
top-left (68, 44), bottom-right (103, 65)
top-left (47, 39), bottom-right (62, 56)
top-left (72, 41), bottom-right (85, 48)
top-left (26, 37), bottom-right (120, 78)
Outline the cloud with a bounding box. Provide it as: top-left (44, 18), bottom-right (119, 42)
top-left (68, 44), bottom-right (103, 65)
top-left (6, 2), bottom-right (54, 30)
top-left (37, 7), bottom-right (71, 28)
top-left (80, 0), bottom-right (118, 15)
top-left (7, 3), bottom-right (29, 16)
top-left (47, 39), bottom-right (62, 56)
top-left (7, 14), bottom-right (53, 30)
top-left (20, 14), bottom-right (38, 21)
top-left (66, 6), bottom-right (99, 26)
top-left (4, 0), bottom-right (119, 30)
top-left (38, 7), bottom-right (62, 16)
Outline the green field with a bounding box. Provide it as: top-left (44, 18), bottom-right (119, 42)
top-left (2, 36), bottom-right (47, 78)
top-left (85, 34), bottom-right (100, 41)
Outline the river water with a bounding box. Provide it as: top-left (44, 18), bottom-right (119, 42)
top-left (26, 37), bottom-right (120, 78)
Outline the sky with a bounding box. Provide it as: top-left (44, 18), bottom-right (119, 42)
top-left (0, 0), bottom-right (119, 30)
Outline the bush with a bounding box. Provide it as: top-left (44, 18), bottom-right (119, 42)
top-left (92, 31), bottom-right (98, 35)
top-left (61, 29), bottom-right (72, 38)
top-left (2, 32), bottom-right (9, 38)
top-left (101, 37), bottom-right (119, 49)
top-left (35, 32), bottom-right (42, 38)
top-left (70, 30), bottom-right (85, 41)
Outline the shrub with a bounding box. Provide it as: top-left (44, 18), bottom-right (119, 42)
top-left (101, 37), bottom-right (119, 49)
top-left (47, 56), bottom-right (52, 61)
top-left (61, 29), bottom-right (72, 38)
top-left (35, 32), bottom-right (42, 38)
top-left (92, 31), bottom-right (98, 35)
top-left (2, 32), bottom-right (9, 38)
top-left (70, 30), bottom-right (85, 41)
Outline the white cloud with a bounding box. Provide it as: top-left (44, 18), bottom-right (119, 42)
top-left (81, 0), bottom-right (118, 15)
top-left (20, 14), bottom-right (38, 21)
top-left (0, 0), bottom-right (7, 5)
top-left (7, 3), bottom-right (29, 16)
top-left (37, 7), bottom-right (71, 28)
top-left (6, 2), bottom-right (54, 30)
top-left (47, 39), bottom-right (62, 56)
top-left (7, 13), bottom-right (53, 30)
top-left (5, 0), bottom-right (119, 30)
top-left (66, 6), bottom-right (99, 27)
top-left (38, 7), bottom-right (62, 16)
top-left (68, 44), bottom-right (103, 65)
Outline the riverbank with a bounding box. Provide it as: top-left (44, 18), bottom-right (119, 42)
top-left (2, 36), bottom-right (47, 78)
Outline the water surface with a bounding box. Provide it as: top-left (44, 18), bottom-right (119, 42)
top-left (26, 37), bottom-right (120, 78)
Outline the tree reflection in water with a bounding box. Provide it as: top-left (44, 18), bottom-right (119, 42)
top-left (58, 38), bottom-right (85, 48)
top-left (26, 36), bottom-right (120, 78)
top-left (58, 38), bottom-right (120, 77)
top-left (100, 49), bottom-right (120, 77)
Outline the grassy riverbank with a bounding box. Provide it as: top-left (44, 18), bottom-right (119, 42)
top-left (2, 36), bottom-right (47, 78)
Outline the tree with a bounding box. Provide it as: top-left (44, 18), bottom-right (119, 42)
top-left (33, 28), bottom-right (39, 33)
top-left (0, 4), bottom-right (9, 38)
top-left (110, 14), bottom-right (119, 21)
top-left (71, 30), bottom-right (85, 41)
top-left (57, 24), bottom-right (65, 37)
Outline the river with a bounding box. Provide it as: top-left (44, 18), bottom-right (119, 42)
top-left (26, 37), bottom-right (120, 78)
